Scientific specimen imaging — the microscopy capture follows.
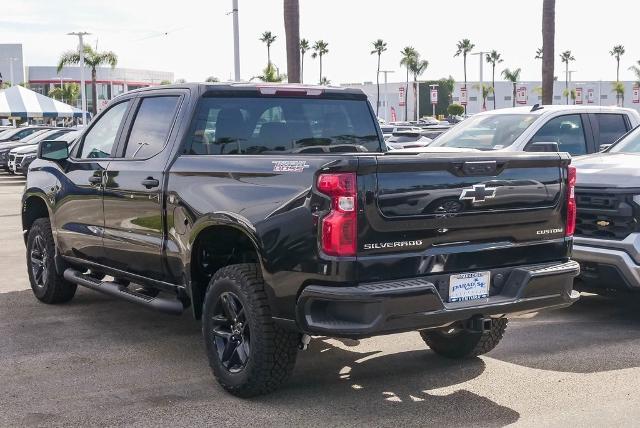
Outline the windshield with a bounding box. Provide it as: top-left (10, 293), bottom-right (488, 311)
top-left (609, 127), bottom-right (640, 153)
top-left (186, 96), bottom-right (382, 155)
top-left (429, 114), bottom-right (538, 150)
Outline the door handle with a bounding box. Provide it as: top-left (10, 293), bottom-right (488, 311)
top-left (141, 177), bottom-right (160, 189)
top-left (88, 175), bottom-right (102, 185)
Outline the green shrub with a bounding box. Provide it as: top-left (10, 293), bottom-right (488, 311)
top-left (447, 103), bottom-right (465, 116)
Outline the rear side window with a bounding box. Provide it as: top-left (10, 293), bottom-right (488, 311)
top-left (124, 96), bottom-right (180, 159)
top-left (596, 114), bottom-right (628, 145)
top-left (530, 114), bottom-right (587, 155)
top-left (184, 96), bottom-right (381, 155)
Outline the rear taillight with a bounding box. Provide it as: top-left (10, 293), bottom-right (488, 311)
top-left (566, 165), bottom-right (577, 236)
top-left (317, 173), bottom-right (357, 256)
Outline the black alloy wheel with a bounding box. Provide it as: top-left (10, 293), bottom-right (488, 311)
top-left (29, 235), bottom-right (49, 288)
top-left (211, 291), bottom-right (250, 373)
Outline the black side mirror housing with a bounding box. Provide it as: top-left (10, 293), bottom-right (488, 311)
top-left (38, 140), bottom-right (69, 161)
top-left (526, 142), bottom-right (560, 153)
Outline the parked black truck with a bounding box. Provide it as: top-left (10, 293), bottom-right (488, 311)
top-left (22, 83), bottom-right (579, 397)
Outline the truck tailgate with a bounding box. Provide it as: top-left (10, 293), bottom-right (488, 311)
top-left (357, 152), bottom-right (570, 263)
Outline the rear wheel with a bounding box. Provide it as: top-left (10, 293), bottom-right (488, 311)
top-left (420, 317), bottom-right (508, 358)
top-left (27, 218), bottom-right (77, 304)
top-left (202, 263), bottom-right (299, 397)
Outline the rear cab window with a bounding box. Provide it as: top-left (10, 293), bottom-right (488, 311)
top-left (184, 94), bottom-right (382, 155)
top-left (596, 113), bottom-right (629, 146)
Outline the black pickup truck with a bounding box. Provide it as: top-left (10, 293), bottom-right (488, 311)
top-left (23, 83), bottom-right (579, 397)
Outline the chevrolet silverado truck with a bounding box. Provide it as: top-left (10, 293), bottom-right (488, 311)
top-left (23, 83), bottom-right (579, 397)
top-left (572, 126), bottom-right (640, 292)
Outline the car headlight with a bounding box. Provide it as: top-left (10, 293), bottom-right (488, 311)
top-left (23, 153), bottom-right (36, 161)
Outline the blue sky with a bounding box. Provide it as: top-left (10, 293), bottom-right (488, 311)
top-left (1, 0), bottom-right (639, 84)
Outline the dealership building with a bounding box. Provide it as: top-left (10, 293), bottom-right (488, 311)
top-left (1, 43), bottom-right (173, 113)
top-left (346, 79), bottom-right (640, 121)
top-left (26, 66), bottom-right (174, 112)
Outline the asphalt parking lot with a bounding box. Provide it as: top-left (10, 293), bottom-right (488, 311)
top-left (2, 171), bottom-right (640, 427)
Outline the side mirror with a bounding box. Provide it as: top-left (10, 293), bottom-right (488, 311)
top-left (38, 140), bottom-right (69, 161)
top-left (599, 144), bottom-right (612, 152)
top-left (526, 142), bottom-right (560, 153)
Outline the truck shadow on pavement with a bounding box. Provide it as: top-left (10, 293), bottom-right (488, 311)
top-left (1, 288), bottom-right (519, 426)
top-left (489, 293), bottom-right (640, 373)
top-left (4, 288), bottom-right (640, 426)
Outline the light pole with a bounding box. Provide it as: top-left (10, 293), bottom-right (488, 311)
top-left (564, 70), bottom-right (577, 104)
top-left (232, 0), bottom-right (241, 81)
top-left (379, 70), bottom-right (394, 122)
top-left (68, 31), bottom-right (91, 125)
top-left (7, 57), bottom-right (18, 86)
top-left (471, 51), bottom-right (486, 111)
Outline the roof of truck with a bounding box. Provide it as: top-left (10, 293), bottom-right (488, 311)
top-left (476, 104), bottom-right (640, 117)
top-left (126, 82), bottom-right (367, 97)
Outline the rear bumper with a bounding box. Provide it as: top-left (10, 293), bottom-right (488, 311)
top-left (573, 234), bottom-right (640, 290)
top-left (296, 260), bottom-right (580, 338)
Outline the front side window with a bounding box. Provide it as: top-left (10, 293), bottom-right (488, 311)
top-left (530, 114), bottom-right (587, 155)
top-left (123, 96), bottom-right (180, 159)
top-left (597, 114), bottom-right (628, 145)
top-left (429, 114), bottom-right (538, 150)
top-left (185, 96), bottom-right (381, 155)
top-left (79, 101), bottom-right (130, 159)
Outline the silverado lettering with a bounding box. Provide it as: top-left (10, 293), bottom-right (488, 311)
top-left (363, 240), bottom-right (423, 250)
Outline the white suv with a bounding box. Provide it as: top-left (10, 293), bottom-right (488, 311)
top-left (405, 105), bottom-right (640, 155)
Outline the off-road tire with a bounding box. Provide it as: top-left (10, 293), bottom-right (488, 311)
top-left (26, 218), bottom-right (77, 304)
top-left (420, 317), bottom-right (508, 358)
top-left (202, 263), bottom-right (299, 397)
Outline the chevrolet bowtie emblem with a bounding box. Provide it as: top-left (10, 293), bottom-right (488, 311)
top-left (596, 220), bottom-right (610, 227)
top-left (460, 184), bottom-right (497, 203)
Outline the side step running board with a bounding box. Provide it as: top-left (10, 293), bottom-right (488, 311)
top-left (63, 268), bottom-right (184, 316)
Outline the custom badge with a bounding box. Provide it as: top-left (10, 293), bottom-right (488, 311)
top-left (272, 160), bottom-right (310, 172)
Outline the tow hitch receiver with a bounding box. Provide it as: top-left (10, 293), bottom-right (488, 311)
top-left (467, 316), bottom-right (494, 333)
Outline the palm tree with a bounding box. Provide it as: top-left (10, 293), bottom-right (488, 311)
top-left (410, 55), bottom-right (429, 121)
top-left (542, 0), bottom-right (555, 105)
top-left (562, 88), bottom-right (577, 105)
top-left (535, 47), bottom-right (544, 60)
top-left (440, 75), bottom-right (455, 106)
top-left (299, 39), bottom-right (310, 83)
top-left (501, 67), bottom-right (521, 107)
top-left (320, 76), bottom-right (331, 85)
top-left (454, 39), bottom-right (475, 90)
top-left (400, 47), bottom-right (417, 121)
top-left (485, 50), bottom-right (503, 109)
top-left (629, 61), bottom-right (640, 86)
top-left (252, 63), bottom-right (285, 82)
top-left (371, 39), bottom-right (387, 117)
top-left (474, 83), bottom-right (494, 111)
top-left (260, 31), bottom-right (277, 66)
top-left (57, 44), bottom-right (117, 115)
top-left (205, 76), bottom-right (219, 83)
top-left (610, 45), bottom-right (625, 82)
top-left (49, 82), bottom-right (80, 105)
top-left (311, 40), bottom-right (329, 84)
top-left (283, 0), bottom-right (300, 83)
top-left (612, 81), bottom-right (625, 106)
top-left (559, 50), bottom-right (575, 104)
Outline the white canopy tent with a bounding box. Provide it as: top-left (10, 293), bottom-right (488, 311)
top-left (0, 85), bottom-right (84, 119)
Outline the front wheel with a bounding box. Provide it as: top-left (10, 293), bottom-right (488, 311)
top-left (26, 218), bottom-right (77, 304)
top-left (202, 263), bottom-right (299, 397)
top-left (420, 317), bottom-right (508, 359)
